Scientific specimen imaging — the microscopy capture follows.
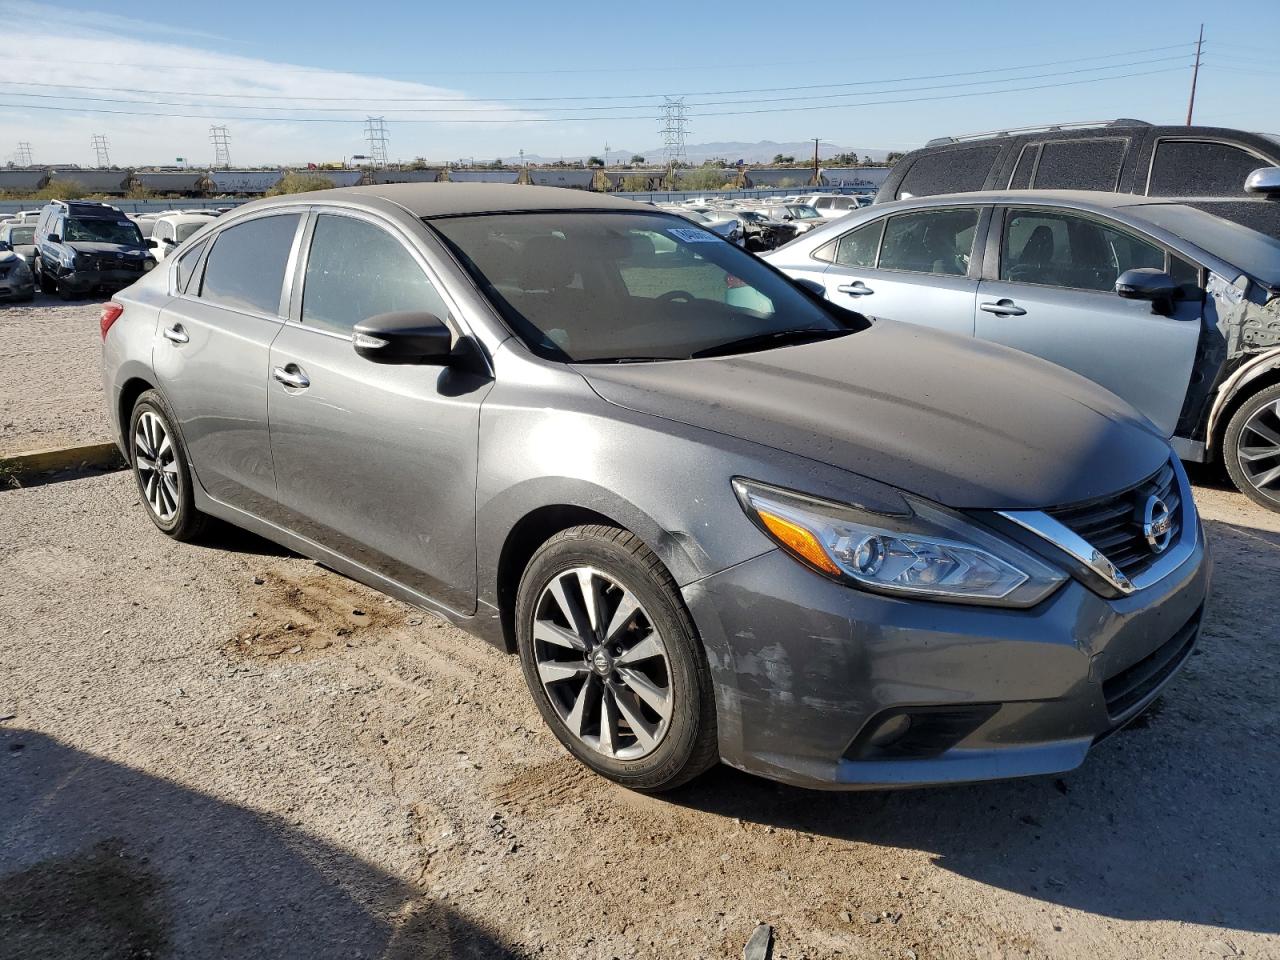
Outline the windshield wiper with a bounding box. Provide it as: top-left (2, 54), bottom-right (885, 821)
top-left (690, 328), bottom-right (849, 359)
top-left (576, 356), bottom-right (684, 364)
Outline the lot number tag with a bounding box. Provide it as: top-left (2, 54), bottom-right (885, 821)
top-left (668, 227), bottom-right (719, 243)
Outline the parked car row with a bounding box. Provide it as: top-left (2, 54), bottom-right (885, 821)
top-left (102, 182), bottom-right (1210, 796)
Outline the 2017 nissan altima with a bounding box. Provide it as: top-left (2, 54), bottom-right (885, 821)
top-left (101, 184), bottom-right (1210, 792)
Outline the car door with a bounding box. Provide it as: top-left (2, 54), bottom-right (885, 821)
top-left (152, 210), bottom-right (303, 519)
top-left (974, 206), bottom-right (1202, 437)
top-left (267, 209), bottom-right (493, 613)
top-left (819, 207), bottom-right (985, 335)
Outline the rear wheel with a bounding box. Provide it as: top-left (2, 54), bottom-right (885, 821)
top-left (128, 390), bottom-right (209, 541)
top-left (1223, 383), bottom-right (1280, 512)
top-left (515, 525), bottom-right (718, 792)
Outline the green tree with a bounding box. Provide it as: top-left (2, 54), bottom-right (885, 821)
top-left (771, 154), bottom-right (796, 165)
top-left (587, 156), bottom-right (605, 167)
top-left (629, 154), bottom-right (645, 164)
top-left (267, 172), bottom-right (337, 196)
top-left (34, 180), bottom-right (85, 201)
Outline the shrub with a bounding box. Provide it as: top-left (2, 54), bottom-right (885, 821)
top-left (34, 180), bottom-right (85, 201)
top-left (267, 172), bottom-right (336, 196)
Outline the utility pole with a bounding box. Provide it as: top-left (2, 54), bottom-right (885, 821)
top-left (364, 117), bottom-right (389, 169)
top-left (15, 141), bottom-right (33, 166)
top-left (812, 138), bottom-right (820, 182)
top-left (91, 134), bottom-right (110, 168)
top-left (1185, 23), bottom-right (1204, 126)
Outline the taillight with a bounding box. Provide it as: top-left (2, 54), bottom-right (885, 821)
top-left (100, 301), bottom-right (124, 340)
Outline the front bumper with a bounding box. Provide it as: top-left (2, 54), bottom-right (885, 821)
top-left (59, 267), bottom-right (148, 294)
top-left (0, 276), bottom-right (34, 299)
top-left (683, 518), bottom-right (1209, 789)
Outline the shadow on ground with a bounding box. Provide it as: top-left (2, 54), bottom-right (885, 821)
top-left (0, 729), bottom-right (526, 960)
top-left (667, 514), bottom-right (1280, 936)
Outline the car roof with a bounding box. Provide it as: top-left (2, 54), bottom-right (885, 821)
top-left (242, 182), bottom-right (648, 218)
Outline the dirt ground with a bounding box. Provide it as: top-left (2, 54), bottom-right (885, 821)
top-left (1, 467), bottom-right (1278, 960)
top-left (0, 295), bottom-right (109, 456)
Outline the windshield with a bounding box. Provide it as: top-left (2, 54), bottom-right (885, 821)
top-left (1137, 203), bottom-right (1280, 288)
top-left (432, 211), bottom-right (857, 362)
top-left (787, 206), bottom-right (822, 219)
top-left (175, 221), bottom-right (205, 242)
top-left (63, 217), bottom-right (143, 245)
top-left (8, 226), bottom-right (35, 244)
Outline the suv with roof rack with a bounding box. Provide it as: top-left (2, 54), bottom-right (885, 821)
top-left (33, 199), bottom-right (155, 300)
top-left (876, 120), bottom-right (1280, 241)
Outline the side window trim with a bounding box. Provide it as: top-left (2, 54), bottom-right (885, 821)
top-left (1143, 136), bottom-right (1274, 197)
top-left (172, 235), bottom-right (212, 297)
top-left (289, 205), bottom-right (464, 342)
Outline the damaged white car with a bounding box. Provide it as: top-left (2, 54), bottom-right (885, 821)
top-left (766, 190), bottom-right (1280, 510)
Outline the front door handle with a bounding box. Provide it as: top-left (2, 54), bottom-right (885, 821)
top-left (980, 299), bottom-right (1027, 317)
top-left (272, 364), bottom-right (310, 390)
top-left (836, 281), bottom-right (874, 296)
top-left (162, 324), bottom-right (189, 344)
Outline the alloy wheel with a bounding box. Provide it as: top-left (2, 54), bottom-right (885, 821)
top-left (1237, 399), bottom-right (1280, 505)
top-left (134, 410), bottom-right (181, 522)
top-left (532, 566), bottom-right (673, 760)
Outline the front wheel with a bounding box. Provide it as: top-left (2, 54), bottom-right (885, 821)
top-left (35, 260), bottom-right (55, 294)
top-left (515, 525), bottom-right (718, 792)
top-left (128, 390), bottom-right (209, 541)
top-left (1223, 383), bottom-right (1280, 512)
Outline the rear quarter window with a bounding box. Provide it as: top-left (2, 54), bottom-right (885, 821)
top-left (896, 145), bottom-right (1001, 199)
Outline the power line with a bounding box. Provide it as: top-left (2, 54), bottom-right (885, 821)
top-left (0, 65), bottom-right (1196, 125)
top-left (0, 41), bottom-right (1201, 81)
top-left (0, 44), bottom-right (1203, 106)
top-left (0, 55), bottom-right (1200, 115)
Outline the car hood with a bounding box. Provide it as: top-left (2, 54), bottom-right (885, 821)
top-left (66, 242), bottom-right (149, 256)
top-left (575, 321), bottom-right (1171, 510)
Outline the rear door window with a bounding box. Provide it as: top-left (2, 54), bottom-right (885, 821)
top-left (301, 214), bottom-right (449, 336)
top-left (1000, 209), bottom-right (1164, 292)
top-left (175, 237), bottom-right (209, 294)
top-left (896, 146), bottom-right (1000, 199)
top-left (1030, 139), bottom-right (1127, 191)
top-left (1148, 140), bottom-right (1269, 197)
top-left (198, 213), bottom-right (301, 316)
top-left (877, 209), bottom-right (979, 275)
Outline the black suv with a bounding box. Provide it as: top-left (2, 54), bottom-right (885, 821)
top-left (33, 200), bottom-right (155, 300)
top-left (875, 120), bottom-right (1280, 240)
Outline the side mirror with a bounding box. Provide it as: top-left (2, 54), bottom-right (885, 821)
top-left (0, 241), bottom-right (9, 252)
top-left (1115, 268), bottom-right (1178, 316)
top-left (1244, 167), bottom-right (1280, 198)
top-left (146, 238), bottom-right (159, 248)
top-left (353, 311), bottom-right (453, 364)
top-left (164, 237), bottom-right (176, 245)
top-left (48, 233), bottom-right (61, 244)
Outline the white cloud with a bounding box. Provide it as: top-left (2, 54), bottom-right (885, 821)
top-left (0, 2), bottom-right (546, 167)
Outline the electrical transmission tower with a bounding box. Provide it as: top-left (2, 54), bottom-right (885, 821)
top-left (364, 117), bottom-right (390, 168)
top-left (15, 141), bottom-right (33, 166)
top-left (91, 134), bottom-right (111, 167)
top-left (210, 125), bottom-right (232, 168)
top-left (659, 98), bottom-right (688, 168)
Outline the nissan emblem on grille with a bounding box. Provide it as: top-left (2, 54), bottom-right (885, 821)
top-left (1142, 495), bottom-right (1174, 554)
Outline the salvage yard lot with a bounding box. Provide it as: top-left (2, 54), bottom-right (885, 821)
top-left (2, 470), bottom-right (1279, 958)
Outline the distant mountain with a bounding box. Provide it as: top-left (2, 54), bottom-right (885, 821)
top-left (500, 140), bottom-right (891, 166)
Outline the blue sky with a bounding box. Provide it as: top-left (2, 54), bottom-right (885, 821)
top-left (0, 0), bottom-right (1275, 166)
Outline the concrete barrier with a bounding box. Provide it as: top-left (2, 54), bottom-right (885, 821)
top-left (1, 442), bottom-right (124, 483)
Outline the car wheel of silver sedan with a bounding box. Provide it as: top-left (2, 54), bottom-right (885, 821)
top-left (1224, 383), bottom-right (1280, 512)
top-left (128, 390), bottom-right (209, 541)
top-left (516, 525), bottom-right (718, 792)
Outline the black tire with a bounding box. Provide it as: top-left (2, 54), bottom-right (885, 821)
top-left (36, 260), bottom-right (55, 295)
top-left (1223, 383), bottom-right (1280, 512)
top-left (127, 390), bottom-right (209, 541)
top-left (56, 278), bottom-right (76, 301)
top-left (515, 524), bottom-right (718, 792)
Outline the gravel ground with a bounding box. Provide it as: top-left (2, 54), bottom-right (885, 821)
top-left (1, 468), bottom-right (1277, 960)
top-left (0, 295), bottom-right (109, 456)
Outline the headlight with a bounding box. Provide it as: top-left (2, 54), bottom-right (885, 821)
top-left (142, 260), bottom-right (155, 271)
top-left (733, 479), bottom-right (1066, 607)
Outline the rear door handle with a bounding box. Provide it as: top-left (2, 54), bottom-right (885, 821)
top-left (979, 299), bottom-right (1027, 317)
top-left (162, 324), bottom-right (189, 344)
top-left (836, 281), bottom-right (874, 296)
top-left (272, 364), bottom-right (310, 389)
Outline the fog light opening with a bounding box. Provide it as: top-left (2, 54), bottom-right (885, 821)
top-left (866, 713), bottom-right (912, 748)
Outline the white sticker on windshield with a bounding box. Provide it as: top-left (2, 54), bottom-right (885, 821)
top-left (668, 227), bottom-right (719, 243)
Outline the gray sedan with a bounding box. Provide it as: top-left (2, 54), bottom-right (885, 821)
top-left (101, 184), bottom-right (1208, 792)
top-left (765, 190), bottom-right (1280, 511)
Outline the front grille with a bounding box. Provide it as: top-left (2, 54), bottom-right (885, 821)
top-left (1102, 607), bottom-right (1201, 719)
top-left (1047, 461), bottom-right (1182, 580)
